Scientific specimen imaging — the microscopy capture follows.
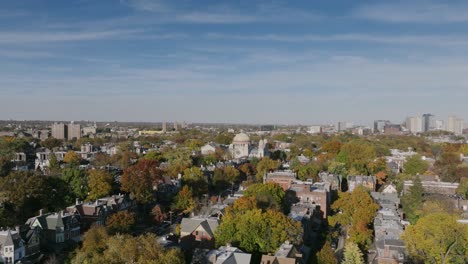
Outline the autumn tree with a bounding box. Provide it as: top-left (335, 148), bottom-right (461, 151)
top-left (87, 170), bottom-right (113, 201)
top-left (342, 242), bottom-right (364, 264)
top-left (435, 152), bottom-right (462, 182)
top-left (255, 157), bottom-right (280, 181)
top-left (404, 154), bottom-right (429, 175)
top-left (121, 160), bottom-right (162, 205)
top-left (72, 230), bottom-right (184, 264)
top-left (63, 150), bottom-right (80, 166)
top-left (171, 185), bottom-right (195, 214)
top-left (41, 137), bottom-right (63, 150)
top-left (106, 211), bottom-right (135, 234)
top-left (329, 186), bottom-right (379, 249)
top-left (151, 204), bottom-right (166, 224)
top-left (336, 140), bottom-right (376, 175)
top-left (402, 213), bottom-right (468, 264)
top-left (213, 166), bottom-right (241, 192)
top-left (316, 241), bottom-right (338, 264)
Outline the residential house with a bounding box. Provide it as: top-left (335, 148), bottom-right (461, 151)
top-left (261, 241), bottom-right (309, 264)
top-left (289, 182), bottom-right (330, 219)
top-left (201, 143), bottom-right (217, 155)
top-left (25, 210), bottom-right (80, 251)
top-left (180, 217), bottom-right (220, 248)
top-left (19, 226), bottom-right (41, 259)
top-left (318, 172), bottom-right (342, 191)
top-left (0, 229), bottom-right (25, 264)
top-left (347, 175), bottom-right (376, 192)
top-left (205, 245), bottom-right (252, 264)
top-left (264, 171), bottom-right (297, 191)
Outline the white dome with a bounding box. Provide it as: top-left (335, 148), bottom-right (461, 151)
top-left (233, 133), bottom-right (250, 143)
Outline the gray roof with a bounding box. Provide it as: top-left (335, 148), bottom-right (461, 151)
top-left (180, 217), bottom-right (220, 237)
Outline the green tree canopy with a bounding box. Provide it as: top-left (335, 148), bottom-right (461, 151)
top-left (401, 213), bottom-right (468, 264)
top-left (215, 208), bottom-right (302, 254)
top-left (255, 157), bottom-right (280, 181)
top-left (404, 154), bottom-right (429, 175)
top-left (336, 140), bottom-right (376, 175)
top-left (182, 167), bottom-right (207, 197)
top-left (243, 182), bottom-right (285, 211)
top-left (401, 176), bottom-right (424, 224)
top-left (62, 168), bottom-right (88, 200)
top-left (342, 242), bottom-right (364, 264)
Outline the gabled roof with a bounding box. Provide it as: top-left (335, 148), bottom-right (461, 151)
top-left (180, 217), bottom-right (220, 237)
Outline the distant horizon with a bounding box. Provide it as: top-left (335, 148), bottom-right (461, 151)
top-left (1, 0), bottom-right (468, 123)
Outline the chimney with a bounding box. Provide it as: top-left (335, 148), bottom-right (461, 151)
top-left (39, 209), bottom-right (44, 216)
top-left (76, 198), bottom-right (80, 205)
top-left (15, 226), bottom-right (20, 233)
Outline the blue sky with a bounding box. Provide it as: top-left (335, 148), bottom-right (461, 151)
top-left (1, 0), bottom-right (468, 125)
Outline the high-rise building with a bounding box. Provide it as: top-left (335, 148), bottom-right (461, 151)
top-left (405, 116), bottom-right (423, 133)
top-left (336, 122), bottom-right (347, 132)
top-left (173, 122), bottom-right (178, 131)
top-left (68, 122), bottom-right (81, 140)
top-left (447, 116), bottom-right (464, 135)
top-left (374, 120), bottom-right (390, 133)
top-left (51, 123), bottom-right (67, 140)
top-left (162, 122), bottom-right (167, 133)
top-left (435, 120), bottom-right (445, 130)
top-left (422, 114), bottom-right (435, 132)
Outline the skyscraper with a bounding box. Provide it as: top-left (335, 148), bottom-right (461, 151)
top-left (374, 120), bottom-right (390, 133)
top-left (68, 122), bottom-right (81, 140)
top-left (447, 116), bottom-right (464, 135)
top-left (405, 116), bottom-right (423, 133)
top-left (162, 121), bottom-right (167, 133)
top-left (422, 114), bottom-right (435, 132)
top-left (51, 122), bottom-right (67, 140)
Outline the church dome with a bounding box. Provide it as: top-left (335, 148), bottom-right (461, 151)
top-left (233, 133), bottom-right (250, 143)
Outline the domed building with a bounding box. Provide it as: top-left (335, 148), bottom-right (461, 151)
top-left (229, 132), bottom-right (269, 159)
top-left (229, 133), bottom-right (251, 159)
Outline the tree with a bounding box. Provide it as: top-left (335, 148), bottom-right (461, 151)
top-left (336, 140), bottom-right (376, 175)
top-left (404, 154), bottom-right (429, 175)
top-left (329, 186), bottom-right (379, 249)
top-left (456, 178), bottom-right (468, 199)
top-left (41, 137), bottom-right (63, 150)
top-left (106, 211), bottom-right (135, 235)
top-left (342, 242), bottom-right (364, 264)
top-left (171, 185), bottom-right (195, 214)
top-left (255, 157), bottom-right (280, 181)
top-left (151, 204), bottom-right (166, 224)
top-left (63, 150), bottom-right (80, 166)
top-left (121, 160), bottom-right (162, 205)
top-left (215, 208), bottom-right (302, 254)
top-left (72, 230), bottom-right (184, 264)
top-left (316, 241), bottom-right (338, 264)
top-left (243, 182), bottom-right (285, 211)
top-left (143, 151), bottom-right (164, 162)
top-left (435, 152), bottom-right (462, 182)
top-left (213, 166), bottom-right (240, 192)
top-left (62, 168), bottom-right (88, 200)
top-left (321, 140), bottom-right (342, 155)
top-left (87, 170), bottom-right (113, 200)
top-left (327, 161), bottom-right (348, 177)
top-left (401, 176), bottom-right (424, 224)
top-left (182, 167), bottom-right (207, 197)
top-left (401, 213), bottom-right (468, 264)
top-left (296, 162), bottom-right (320, 181)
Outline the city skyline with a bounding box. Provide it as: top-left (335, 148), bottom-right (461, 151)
top-left (1, 0), bottom-right (468, 123)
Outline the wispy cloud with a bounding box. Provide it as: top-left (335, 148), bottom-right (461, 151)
top-left (353, 1), bottom-right (468, 23)
top-left (120, 0), bottom-right (169, 12)
top-left (0, 29), bottom-right (141, 44)
top-left (204, 32), bottom-right (468, 46)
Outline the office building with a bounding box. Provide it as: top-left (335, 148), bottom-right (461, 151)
top-left (374, 120), bottom-right (390, 133)
top-left (405, 116), bottom-right (422, 133)
top-left (51, 123), bottom-right (67, 140)
top-left (68, 122), bottom-right (81, 140)
top-left (422, 114), bottom-right (435, 132)
top-left (447, 116), bottom-right (464, 135)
